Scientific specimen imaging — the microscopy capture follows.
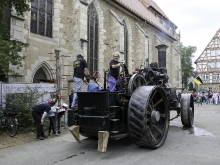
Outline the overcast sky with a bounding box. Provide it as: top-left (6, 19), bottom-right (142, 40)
top-left (154, 0), bottom-right (220, 64)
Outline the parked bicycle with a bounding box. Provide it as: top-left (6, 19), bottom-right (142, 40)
top-left (0, 109), bottom-right (19, 137)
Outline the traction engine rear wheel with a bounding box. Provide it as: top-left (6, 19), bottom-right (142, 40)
top-left (128, 86), bottom-right (170, 149)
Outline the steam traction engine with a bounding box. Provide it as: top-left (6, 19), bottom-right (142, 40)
top-left (72, 45), bottom-right (194, 149)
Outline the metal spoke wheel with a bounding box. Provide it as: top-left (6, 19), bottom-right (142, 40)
top-left (180, 94), bottom-right (194, 127)
top-left (6, 117), bottom-right (18, 137)
top-left (128, 86), bottom-right (170, 148)
top-left (128, 74), bottom-right (146, 94)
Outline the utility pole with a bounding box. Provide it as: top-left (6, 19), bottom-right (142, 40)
top-left (53, 49), bottom-right (71, 128)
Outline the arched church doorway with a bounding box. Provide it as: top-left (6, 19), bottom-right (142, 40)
top-left (33, 67), bottom-right (48, 83)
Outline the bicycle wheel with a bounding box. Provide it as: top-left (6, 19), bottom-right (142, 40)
top-left (6, 117), bottom-right (18, 137)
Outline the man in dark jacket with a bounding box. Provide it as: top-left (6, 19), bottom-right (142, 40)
top-left (71, 54), bottom-right (89, 108)
top-left (32, 100), bottom-right (56, 140)
top-left (177, 92), bottom-right (182, 103)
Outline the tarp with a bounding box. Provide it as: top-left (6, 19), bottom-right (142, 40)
top-left (198, 89), bottom-right (208, 93)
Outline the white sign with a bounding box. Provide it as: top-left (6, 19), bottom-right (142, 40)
top-left (1, 83), bottom-right (56, 107)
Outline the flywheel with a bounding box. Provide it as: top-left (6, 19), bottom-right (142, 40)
top-left (128, 74), bottom-right (146, 94)
top-left (128, 86), bottom-right (170, 148)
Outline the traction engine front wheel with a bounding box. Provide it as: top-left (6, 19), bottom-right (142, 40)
top-left (180, 94), bottom-right (194, 127)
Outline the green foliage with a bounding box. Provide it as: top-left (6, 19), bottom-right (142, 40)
top-left (180, 44), bottom-right (197, 87)
top-left (188, 82), bottom-right (193, 91)
top-left (0, 1), bottom-right (32, 16)
top-left (0, 0), bottom-right (32, 79)
top-left (0, 36), bottom-right (28, 77)
top-left (5, 86), bottom-right (47, 132)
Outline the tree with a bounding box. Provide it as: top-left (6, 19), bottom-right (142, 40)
top-left (0, 0), bottom-right (31, 81)
top-left (188, 82), bottom-right (193, 91)
top-left (180, 44), bottom-right (197, 88)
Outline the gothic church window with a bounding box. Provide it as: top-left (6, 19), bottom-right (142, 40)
top-left (33, 67), bottom-right (47, 83)
top-left (87, 3), bottom-right (99, 73)
top-left (31, 0), bottom-right (53, 38)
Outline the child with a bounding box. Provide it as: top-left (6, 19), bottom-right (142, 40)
top-left (197, 96), bottom-right (202, 106)
top-left (87, 76), bottom-right (102, 92)
top-left (47, 99), bottom-right (58, 136)
top-left (55, 93), bottom-right (66, 135)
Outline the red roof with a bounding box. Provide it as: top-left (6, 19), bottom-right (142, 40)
top-left (144, 0), bottom-right (168, 19)
top-left (112, 0), bottom-right (177, 40)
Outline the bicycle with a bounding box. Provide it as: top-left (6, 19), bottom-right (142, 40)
top-left (0, 109), bottom-right (19, 137)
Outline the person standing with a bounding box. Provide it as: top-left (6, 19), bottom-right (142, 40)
top-left (177, 92), bottom-right (182, 103)
top-left (197, 96), bottom-right (202, 106)
top-left (205, 92), bottom-right (209, 104)
top-left (69, 89), bottom-right (74, 109)
top-left (32, 100), bottom-right (56, 140)
top-left (209, 91), bottom-right (213, 104)
top-left (213, 92), bottom-right (219, 105)
top-left (71, 54), bottom-right (89, 108)
top-left (47, 102), bottom-right (57, 136)
top-left (55, 93), bottom-right (66, 135)
top-left (108, 52), bottom-right (124, 92)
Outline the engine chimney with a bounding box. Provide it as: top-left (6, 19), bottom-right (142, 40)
top-left (155, 44), bottom-right (169, 68)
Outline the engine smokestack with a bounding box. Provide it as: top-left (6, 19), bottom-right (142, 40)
top-left (155, 44), bottom-right (169, 68)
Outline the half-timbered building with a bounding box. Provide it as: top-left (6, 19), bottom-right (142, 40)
top-left (195, 28), bottom-right (220, 92)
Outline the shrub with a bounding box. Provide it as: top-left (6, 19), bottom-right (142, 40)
top-left (4, 86), bottom-right (49, 132)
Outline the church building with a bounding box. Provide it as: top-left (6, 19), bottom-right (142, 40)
top-left (7, 0), bottom-right (181, 99)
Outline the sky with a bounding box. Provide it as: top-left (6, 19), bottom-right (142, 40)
top-left (154, 0), bottom-right (220, 64)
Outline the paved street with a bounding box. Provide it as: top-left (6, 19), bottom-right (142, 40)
top-left (0, 103), bottom-right (220, 165)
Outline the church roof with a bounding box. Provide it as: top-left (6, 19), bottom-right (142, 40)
top-left (112, 0), bottom-right (178, 41)
top-left (143, 0), bottom-right (168, 19)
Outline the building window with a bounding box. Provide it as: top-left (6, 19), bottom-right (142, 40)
top-left (202, 74), bottom-right (209, 80)
top-left (211, 50), bottom-right (216, 56)
top-left (208, 62), bottom-right (215, 68)
top-left (87, 3), bottom-right (99, 73)
top-left (213, 73), bottom-right (220, 80)
top-left (217, 62), bottom-right (220, 68)
top-left (124, 22), bottom-right (128, 66)
top-left (217, 50), bottom-right (220, 56)
top-left (31, 0), bottom-right (53, 38)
